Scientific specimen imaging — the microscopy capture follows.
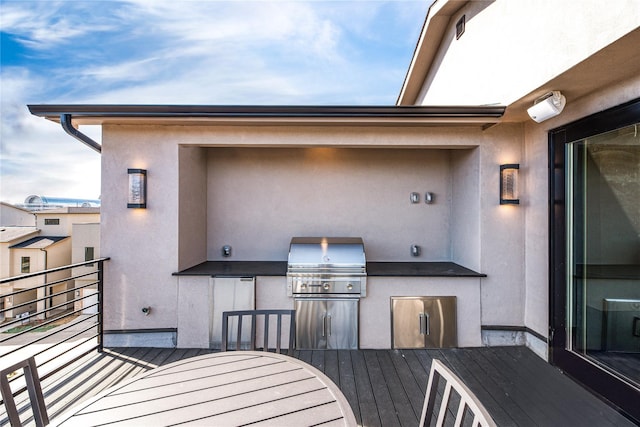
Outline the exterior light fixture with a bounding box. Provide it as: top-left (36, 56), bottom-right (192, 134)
top-left (500, 164), bottom-right (519, 205)
top-left (527, 91), bottom-right (566, 123)
top-left (127, 169), bottom-right (147, 208)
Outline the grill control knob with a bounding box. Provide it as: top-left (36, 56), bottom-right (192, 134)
top-left (301, 283), bottom-right (307, 289)
top-left (323, 283), bottom-right (330, 290)
top-left (347, 283), bottom-right (353, 290)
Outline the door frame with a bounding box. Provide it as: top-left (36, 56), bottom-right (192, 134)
top-left (548, 97), bottom-right (640, 423)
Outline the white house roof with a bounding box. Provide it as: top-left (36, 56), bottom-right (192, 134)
top-left (0, 227), bottom-right (39, 243)
top-left (397, 0), bottom-right (640, 121)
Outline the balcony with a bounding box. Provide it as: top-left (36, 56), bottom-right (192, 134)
top-left (1, 261), bottom-right (635, 426)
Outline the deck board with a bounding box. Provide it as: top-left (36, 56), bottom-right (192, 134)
top-left (1, 346), bottom-right (635, 426)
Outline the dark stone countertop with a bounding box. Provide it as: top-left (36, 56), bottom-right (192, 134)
top-left (175, 261), bottom-right (485, 277)
top-left (174, 261), bottom-right (287, 277)
top-left (367, 262), bottom-right (485, 277)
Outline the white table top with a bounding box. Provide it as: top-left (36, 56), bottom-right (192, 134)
top-left (52, 351), bottom-right (357, 426)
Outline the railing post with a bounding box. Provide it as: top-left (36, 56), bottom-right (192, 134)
top-left (97, 259), bottom-right (104, 352)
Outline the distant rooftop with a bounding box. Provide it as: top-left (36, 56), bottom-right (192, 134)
top-left (0, 226), bottom-right (39, 243)
top-left (18, 195), bottom-right (101, 211)
top-left (9, 235), bottom-right (68, 249)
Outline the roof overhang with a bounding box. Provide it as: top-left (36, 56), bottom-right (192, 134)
top-left (28, 104), bottom-right (504, 128)
top-left (397, 0), bottom-right (468, 106)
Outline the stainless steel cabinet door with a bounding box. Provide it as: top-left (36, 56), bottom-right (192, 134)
top-left (295, 298), bottom-right (359, 349)
top-left (326, 299), bottom-right (358, 349)
top-left (295, 299), bottom-right (327, 349)
top-left (391, 296), bottom-right (457, 349)
top-left (391, 298), bottom-right (426, 348)
top-left (422, 297), bottom-right (457, 348)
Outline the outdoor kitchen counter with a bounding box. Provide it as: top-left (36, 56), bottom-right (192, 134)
top-left (174, 261), bottom-right (485, 277)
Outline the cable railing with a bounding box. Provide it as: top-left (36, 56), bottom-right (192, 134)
top-left (0, 258), bottom-right (109, 408)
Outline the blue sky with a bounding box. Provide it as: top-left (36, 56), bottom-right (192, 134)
top-left (0, 0), bottom-right (431, 204)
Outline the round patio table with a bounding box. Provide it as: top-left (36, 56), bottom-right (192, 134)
top-left (52, 351), bottom-right (357, 426)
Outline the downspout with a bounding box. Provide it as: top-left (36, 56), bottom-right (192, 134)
top-left (40, 248), bottom-right (49, 319)
top-left (60, 113), bottom-right (102, 153)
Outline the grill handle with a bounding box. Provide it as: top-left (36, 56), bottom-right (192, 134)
top-left (419, 313), bottom-right (431, 335)
top-left (322, 314), bottom-right (326, 337)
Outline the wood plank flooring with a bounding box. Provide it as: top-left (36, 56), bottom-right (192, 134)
top-left (2, 346), bottom-right (635, 426)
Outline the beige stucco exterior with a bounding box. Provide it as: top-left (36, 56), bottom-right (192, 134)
top-left (36, 208), bottom-right (100, 237)
top-left (99, 122), bottom-right (525, 348)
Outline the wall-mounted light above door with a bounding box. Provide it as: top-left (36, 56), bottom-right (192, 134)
top-left (500, 164), bottom-right (519, 205)
top-left (127, 169), bottom-right (147, 208)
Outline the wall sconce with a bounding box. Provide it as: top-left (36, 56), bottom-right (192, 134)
top-left (127, 169), bottom-right (147, 208)
top-left (500, 164), bottom-right (519, 205)
top-left (527, 91), bottom-right (566, 123)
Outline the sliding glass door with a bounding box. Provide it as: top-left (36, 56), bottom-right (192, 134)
top-left (550, 99), bottom-right (640, 423)
top-left (567, 123), bottom-right (640, 374)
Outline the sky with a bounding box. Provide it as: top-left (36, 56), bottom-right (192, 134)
top-left (0, 0), bottom-right (432, 205)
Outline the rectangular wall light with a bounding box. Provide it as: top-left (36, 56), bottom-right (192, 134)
top-left (500, 164), bottom-right (519, 205)
top-left (127, 169), bottom-right (147, 208)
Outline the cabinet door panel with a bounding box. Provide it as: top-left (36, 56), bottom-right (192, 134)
top-left (326, 299), bottom-right (358, 349)
top-left (295, 299), bottom-right (327, 349)
top-left (391, 298), bottom-right (425, 348)
top-left (423, 297), bottom-right (457, 348)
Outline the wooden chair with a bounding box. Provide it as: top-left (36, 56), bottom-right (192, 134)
top-left (1, 357), bottom-right (49, 427)
top-left (222, 309), bottom-right (296, 355)
top-left (420, 359), bottom-right (496, 427)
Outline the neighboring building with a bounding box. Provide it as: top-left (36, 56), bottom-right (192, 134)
top-left (36, 207), bottom-right (100, 237)
top-left (0, 206), bottom-right (100, 321)
top-left (71, 223), bottom-right (101, 314)
top-left (0, 202), bottom-right (36, 227)
top-left (27, 0), bottom-right (640, 421)
top-left (0, 226), bottom-right (39, 321)
top-left (6, 236), bottom-right (71, 319)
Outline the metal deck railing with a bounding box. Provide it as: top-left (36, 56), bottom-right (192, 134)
top-left (0, 258), bottom-right (109, 408)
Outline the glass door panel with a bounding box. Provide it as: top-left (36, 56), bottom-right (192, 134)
top-left (567, 123), bottom-right (640, 386)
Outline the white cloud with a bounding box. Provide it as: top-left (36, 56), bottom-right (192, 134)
top-left (0, 0), bottom-right (430, 203)
top-left (0, 69), bottom-right (101, 203)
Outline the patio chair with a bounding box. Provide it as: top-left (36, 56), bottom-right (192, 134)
top-left (222, 309), bottom-right (296, 355)
top-left (420, 359), bottom-right (496, 427)
top-left (1, 356), bottom-right (49, 427)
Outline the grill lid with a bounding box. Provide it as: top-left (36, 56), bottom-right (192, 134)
top-left (287, 237), bottom-right (366, 271)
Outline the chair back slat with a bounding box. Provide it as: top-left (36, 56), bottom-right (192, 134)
top-left (420, 359), bottom-right (496, 427)
top-left (221, 309), bottom-right (296, 355)
top-left (0, 357), bottom-right (49, 427)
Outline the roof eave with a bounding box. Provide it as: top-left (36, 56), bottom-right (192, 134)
top-left (397, 0), bottom-right (468, 106)
top-left (28, 104), bottom-right (504, 127)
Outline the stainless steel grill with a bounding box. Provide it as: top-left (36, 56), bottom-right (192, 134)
top-left (286, 237), bottom-right (367, 297)
top-left (286, 237), bottom-right (366, 350)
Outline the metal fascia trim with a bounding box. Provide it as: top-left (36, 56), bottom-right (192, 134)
top-left (30, 105), bottom-right (504, 120)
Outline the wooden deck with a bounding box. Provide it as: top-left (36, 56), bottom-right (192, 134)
top-left (3, 346), bottom-right (634, 426)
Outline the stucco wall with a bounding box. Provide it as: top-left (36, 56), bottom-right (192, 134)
top-left (522, 73), bottom-right (640, 339)
top-left (101, 123), bottom-right (527, 338)
top-left (416, 0), bottom-right (640, 106)
top-left (206, 147), bottom-right (452, 262)
top-left (178, 146), bottom-right (208, 271)
top-left (36, 212), bottom-right (100, 237)
top-left (101, 125), bottom-right (180, 332)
